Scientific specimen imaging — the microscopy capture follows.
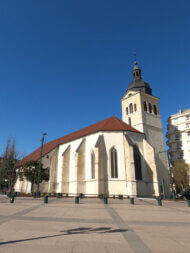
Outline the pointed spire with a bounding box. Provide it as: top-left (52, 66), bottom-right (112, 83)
top-left (132, 61), bottom-right (142, 81)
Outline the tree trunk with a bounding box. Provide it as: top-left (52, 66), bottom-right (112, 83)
top-left (31, 183), bottom-right (34, 194)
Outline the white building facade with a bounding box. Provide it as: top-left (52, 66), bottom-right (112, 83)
top-left (166, 109), bottom-right (190, 183)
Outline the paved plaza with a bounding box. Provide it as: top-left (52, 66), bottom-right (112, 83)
top-left (0, 196), bottom-right (189, 253)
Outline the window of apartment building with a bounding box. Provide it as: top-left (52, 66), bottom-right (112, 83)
top-left (187, 131), bottom-right (190, 137)
top-left (178, 152), bottom-right (183, 159)
top-left (172, 118), bottom-right (178, 124)
top-left (186, 123), bottom-right (190, 128)
top-left (175, 134), bottom-right (180, 140)
top-left (177, 143), bottom-right (181, 149)
top-left (186, 115), bottom-right (190, 120)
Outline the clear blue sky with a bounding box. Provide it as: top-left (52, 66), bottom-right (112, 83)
top-left (0, 0), bottom-right (189, 156)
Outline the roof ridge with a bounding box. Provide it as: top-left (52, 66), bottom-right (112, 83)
top-left (21, 116), bottom-right (142, 164)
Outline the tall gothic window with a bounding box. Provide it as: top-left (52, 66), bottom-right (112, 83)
top-left (110, 147), bottom-right (118, 178)
top-left (134, 104), bottom-right (137, 112)
top-left (128, 117), bottom-right (131, 126)
top-left (149, 103), bottom-right (152, 113)
top-left (143, 101), bottom-right (147, 112)
top-left (133, 145), bottom-right (142, 180)
top-left (153, 105), bottom-right (157, 115)
top-left (91, 151), bottom-right (95, 179)
top-left (129, 103), bottom-right (133, 113)
top-left (126, 107), bottom-right (128, 115)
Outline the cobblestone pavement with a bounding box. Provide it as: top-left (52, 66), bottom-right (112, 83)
top-left (0, 195), bottom-right (189, 253)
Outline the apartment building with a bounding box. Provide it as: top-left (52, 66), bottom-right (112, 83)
top-left (166, 109), bottom-right (190, 183)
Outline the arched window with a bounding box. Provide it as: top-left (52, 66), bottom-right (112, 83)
top-left (134, 104), bottom-right (137, 112)
top-left (149, 103), bottom-right (152, 113)
top-left (91, 151), bottom-right (95, 179)
top-left (153, 105), bottom-right (157, 115)
top-left (129, 103), bottom-right (133, 113)
top-left (110, 147), bottom-right (118, 178)
top-left (128, 117), bottom-right (131, 126)
top-left (143, 101), bottom-right (147, 112)
top-left (126, 107), bottom-right (128, 115)
top-left (133, 145), bottom-right (142, 180)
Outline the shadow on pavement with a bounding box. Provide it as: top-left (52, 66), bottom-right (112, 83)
top-left (0, 227), bottom-right (128, 246)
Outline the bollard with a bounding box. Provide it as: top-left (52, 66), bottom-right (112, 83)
top-left (36, 192), bottom-right (41, 197)
top-left (130, 198), bottom-right (134, 205)
top-left (10, 195), bottom-right (14, 203)
top-left (79, 193), bottom-right (83, 199)
top-left (57, 193), bottom-right (62, 198)
top-left (119, 195), bottom-right (123, 200)
top-left (187, 200), bottom-right (190, 207)
top-left (104, 196), bottom-right (108, 204)
top-left (44, 195), bottom-right (48, 204)
top-left (172, 192), bottom-right (176, 200)
top-left (75, 196), bottom-right (79, 204)
top-left (157, 198), bottom-right (162, 206)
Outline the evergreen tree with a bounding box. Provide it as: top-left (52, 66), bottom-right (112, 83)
top-left (18, 160), bottom-right (49, 193)
top-left (0, 137), bottom-right (20, 192)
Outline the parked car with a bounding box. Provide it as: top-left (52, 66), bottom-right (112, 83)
top-left (179, 190), bottom-right (190, 200)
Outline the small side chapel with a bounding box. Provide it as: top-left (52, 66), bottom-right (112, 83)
top-left (15, 62), bottom-right (170, 197)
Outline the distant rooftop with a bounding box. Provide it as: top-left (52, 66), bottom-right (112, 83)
top-left (168, 108), bottom-right (190, 119)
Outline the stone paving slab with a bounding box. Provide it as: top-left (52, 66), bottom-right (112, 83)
top-left (0, 196), bottom-right (189, 253)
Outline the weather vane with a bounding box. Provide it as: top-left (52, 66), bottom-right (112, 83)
top-left (133, 51), bottom-right (137, 63)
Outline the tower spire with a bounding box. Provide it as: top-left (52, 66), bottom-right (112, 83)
top-left (132, 61), bottom-right (142, 81)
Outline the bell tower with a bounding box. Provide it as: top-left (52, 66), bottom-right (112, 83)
top-left (121, 62), bottom-right (170, 197)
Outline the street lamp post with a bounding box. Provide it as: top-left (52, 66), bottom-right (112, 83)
top-left (158, 150), bottom-right (176, 199)
top-left (37, 133), bottom-right (47, 197)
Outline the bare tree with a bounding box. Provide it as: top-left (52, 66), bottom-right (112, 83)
top-left (172, 161), bottom-right (189, 193)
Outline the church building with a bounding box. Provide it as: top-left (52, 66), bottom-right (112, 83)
top-left (15, 62), bottom-right (170, 197)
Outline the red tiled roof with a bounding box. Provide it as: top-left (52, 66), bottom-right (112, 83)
top-left (21, 116), bottom-right (142, 163)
